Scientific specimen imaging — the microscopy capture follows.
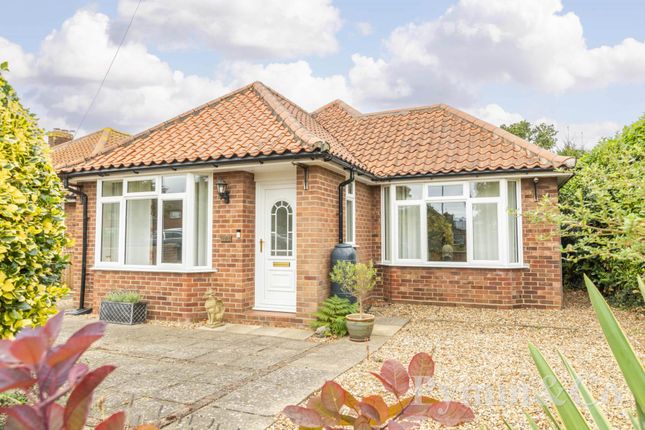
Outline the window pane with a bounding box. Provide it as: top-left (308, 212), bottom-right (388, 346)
top-left (194, 175), bottom-right (209, 266)
top-left (428, 184), bottom-right (463, 197)
top-left (271, 201), bottom-right (293, 257)
top-left (398, 205), bottom-right (420, 259)
top-left (427, 202), bottom-right (466, 262)
top-left (125, 199), bottom-right (157, 265)
top-left (127, 179), bottom-right (155, 193)
top-left (162, 176), bottom-right (186, 194)
top-left (162, 200), bottom-right (183, 264)
top-left (473, 203), bottom-right (499, 260)
top-left (508, 181), bottom-right (519, 263)
top-left (101, 181), bottom-right (123, 197)
top-left (396, 185), bottom-right (422, 200)
top-left (100, 202), bottom-right (120, 262)
top-left (470, 181), bottom-right (500, 197)
top-left (383, 187), bottom-right (391, 260)
top-left (346, 199), bottom-right (355, 243)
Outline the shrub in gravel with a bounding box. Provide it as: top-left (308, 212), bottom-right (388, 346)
top-left (310, 296), bottom-right (357, 337)
top-left (282, 352), bottom-right (474, 428)
top-left (513, 275), bottom-right (645, 429)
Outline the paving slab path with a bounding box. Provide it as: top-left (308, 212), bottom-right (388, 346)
top-left (59, 316), bottom-right (407, 430)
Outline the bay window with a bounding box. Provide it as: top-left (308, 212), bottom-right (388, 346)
top-left (96, 173), bottom-right (212, 270)
top-left (382, 179), bottom-right (522, 267)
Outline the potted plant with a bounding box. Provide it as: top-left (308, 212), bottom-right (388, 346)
top-left (330, 260), bottom-right (379, 342)
top-left (99, 290), bottom-right (147, 325)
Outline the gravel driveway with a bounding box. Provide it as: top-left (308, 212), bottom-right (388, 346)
top-left (271, 291), bottom-right (644, 430)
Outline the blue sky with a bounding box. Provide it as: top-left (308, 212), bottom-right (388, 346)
top-left (2, 0), bottom-right (644, 148)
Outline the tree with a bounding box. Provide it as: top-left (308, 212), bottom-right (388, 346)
top-left (501, 120), bottom-right (558, 150)
top-left (526, 116), bottom-right (644, 306)
top-left (0, 62), bottom-right (69, 337)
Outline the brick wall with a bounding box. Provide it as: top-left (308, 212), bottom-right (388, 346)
top-left (64, 172), bottom-right (563, 327)
top-left (378, 177), bottom-right (563, 309)
top-left (295, 166), bottom-right (343, 322)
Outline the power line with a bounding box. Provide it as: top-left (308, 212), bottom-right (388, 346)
top-left (73, 0), bottom-right (144, 138)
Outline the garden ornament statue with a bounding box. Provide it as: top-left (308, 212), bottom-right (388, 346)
top-left (204, 289), bottom-right (225, 327)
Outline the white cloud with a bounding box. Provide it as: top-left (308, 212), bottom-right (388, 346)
top-left (356, 22), bottom-right (373, 36)
top-left (465, 104), bottom-right (523, 126)
top-left (223, 60), bottom-right (351, 110)
top-left (3, 10), bottom-right (230, 134)
top-left (345, 0), bottom-right (645, 111)
top-left (117, 0), bottom-right (341, 59)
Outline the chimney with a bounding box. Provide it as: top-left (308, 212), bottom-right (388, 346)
top-left (48, 128), bottom-right (74, 146)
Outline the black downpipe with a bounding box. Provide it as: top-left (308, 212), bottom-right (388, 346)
top-left (338, 170), bottom-right (355, 243)
top-left (63, 178), bottom-right (92, 315)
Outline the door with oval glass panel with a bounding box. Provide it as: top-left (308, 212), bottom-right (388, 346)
top-left (255, 183), bottom-right (296, 312)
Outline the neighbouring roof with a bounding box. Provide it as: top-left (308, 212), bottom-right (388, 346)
top-left (60, 82), bottom-right (574, 177)
top-left (50, 128), bottom-right (130, 170)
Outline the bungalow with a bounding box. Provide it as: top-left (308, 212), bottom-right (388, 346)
top-left (53, 82), bottom-right (574, 325)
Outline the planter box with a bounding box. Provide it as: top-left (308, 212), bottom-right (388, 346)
top-left (99, 301), bottom-right (147, 325)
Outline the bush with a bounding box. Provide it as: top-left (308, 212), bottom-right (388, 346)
top-left (510, 275), bottom-right (645, 428)
top-left (104, 290), bottom-right (142, 303)
top-left (0, 62), bottom-right (69, 338)
top-left (330, 260), bottom-right (379, 316)
top-left (0, 312), bottom-right (126, 428)
top-left (282, 352), bottom-right (475, 428)
top-left (310, 296), bottom-right (357, 337)
top-left (527, 116), bottom-right (644, 307)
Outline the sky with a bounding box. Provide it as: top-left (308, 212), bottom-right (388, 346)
top-left (1, 0), bottom-right (644, 149)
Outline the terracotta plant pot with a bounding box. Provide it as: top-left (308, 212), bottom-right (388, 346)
top-left (346, 313), bottom-right (375, 342)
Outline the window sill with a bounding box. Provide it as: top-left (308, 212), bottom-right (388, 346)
top-left (376, 261), bottom-right (529, 270)
top-left (91, 266), bottom-right (218, 274)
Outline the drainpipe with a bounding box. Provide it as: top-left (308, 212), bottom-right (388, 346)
top-left (62, 178), bottom-right (92, 315)
top-left (338, 170), bottom-right (355, 243)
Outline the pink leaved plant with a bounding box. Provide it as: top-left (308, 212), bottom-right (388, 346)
top-left (283, 352), bottom-right (474, 429)
top-left (0, 312), bottom-right (132, 430)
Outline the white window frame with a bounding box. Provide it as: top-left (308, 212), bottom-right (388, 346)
top-left (95, 172), bottom-right (213, 272)
top-left (345, 182), bottom-right (356, 245)
top-left (381, 178), bottom-right (524, 269)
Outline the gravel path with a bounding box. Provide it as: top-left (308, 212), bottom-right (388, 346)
top-left (270, 291), bottom-right (644, 429)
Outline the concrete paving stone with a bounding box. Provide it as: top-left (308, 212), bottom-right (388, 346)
top-left (185, 365), bottom-right (251, 386)
top-left (157, 345), bottom-right (216, 360)
top-left (165, 405), bottom-right (274, 430)
top-left (150, 381), bottom-right (223, 404)
top-left (276, 327), bottom-right (312, 340)
top-left (220, 324), bottom-right (262, 334)
top-left (374, 316), bottom-right (409, 327)
top-left (231, 346), bottom-right (300, 370)
top-left (122, 397), bottom-right (185, 427)
top-left (275, 339), bottom-right (318, 352)
top-left (89, 389), bottom-right (136, 420)
top-left (119, 373), bottom-right (181, 396)
top-left (214, 367), bottom-right (331, 416)
top-left (372, 324), bottom-right (404, 337)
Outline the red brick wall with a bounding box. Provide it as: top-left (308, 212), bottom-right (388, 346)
top-left (64, 172), bottom-right (563, 326)
top-left (296, 166), bottom-right (343, 322)
top-left (378, 178), bottom-right (563, 309)
top-left (68, 172), bottom-right (265, 323)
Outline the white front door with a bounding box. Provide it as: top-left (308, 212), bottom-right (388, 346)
top-left (255, 182), bottom-right (296, 312)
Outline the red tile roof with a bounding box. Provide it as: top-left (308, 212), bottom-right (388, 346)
top-left (50, 128), bottom-right (130, 170)
top-left (312, 100), bottom-right (574, 177)
top-left (62, 82), bottom-right (574, 177)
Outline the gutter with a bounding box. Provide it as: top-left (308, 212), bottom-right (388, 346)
top-left (372, 167), bottom-right (569, 182)
top-left (338, 170), bottom-right (355, 243)
top-left (62, 178), bottom-right (92, 316)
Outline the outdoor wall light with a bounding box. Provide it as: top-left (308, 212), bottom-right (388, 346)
top-left (217, 177), bottom-right (230, 204)
top-left (533, 177), bottom-right (539, 201)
